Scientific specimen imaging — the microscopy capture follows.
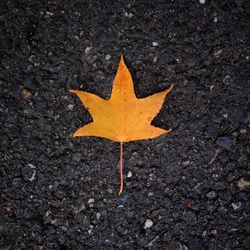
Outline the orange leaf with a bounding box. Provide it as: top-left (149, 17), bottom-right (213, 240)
top-left (70, 55), bottom-right (173, 142)
top-left (70, 55), bottom-right (173, 195)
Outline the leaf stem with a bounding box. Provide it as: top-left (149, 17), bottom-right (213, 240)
top-left (118, 141), bottom-right (123, 195)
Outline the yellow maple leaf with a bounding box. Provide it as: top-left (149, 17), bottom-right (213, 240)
top-left (70, 55), bottom-right (173, 194)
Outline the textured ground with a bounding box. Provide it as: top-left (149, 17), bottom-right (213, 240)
top-left (0, 0), bottom-right (250, 249)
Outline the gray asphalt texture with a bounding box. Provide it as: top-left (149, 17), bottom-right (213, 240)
top-left (1, 0), bottom-right (250, 249)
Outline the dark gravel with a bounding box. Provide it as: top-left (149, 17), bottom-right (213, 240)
top-left (1, 0), bottom-right (250, 249)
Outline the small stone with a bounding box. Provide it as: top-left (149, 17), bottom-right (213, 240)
top-left (223, 75), bottom-right (232, 85)
top-left (232, 131), bottom-right (238, 137)
top-left (21, 89), bottom-right (32, 99)
top-left (28, 55), bottom-right (35, 63)
top-left (116, 225), bottom-right (128, 235)
top-left (105, 54), bottom-right (111, 60)
top-left (211, 229), bottom-right (217, 235)
top-left (144, 219), bottom-right (153, 229)
top-left (107, 187), bottom-right (113, 193)
top-left (240, 128), bottom-right (247, 134)
top-left (216, 136), bottom-right (234, 150)
top-left (96, 212), bottom-right (101, 220)
top-left (214, 17), bottom-right (218, 23)
top-left (21, 163), bottom-right (36, 182)
top-left (85, 47), bottom-right (92, 54)
top-left (124, 12), bottom-right (133, 18)
top-left (182, 160), bottom-right (190, 166)
top-left (231, 202), bottom-right (241, 210)
top-left (201, 231), bottom-right (207, 238)
top-left (88, 225), bottom-right (94, 234)
top-left (127, 171), bottom-right (132, 178)
top-left (5, 207), bottom-right (12, 213)
top-left (72, 203), bottom-right (86, 214)
top-left (179, 243), bottom-right (189, 250)
top-left (50, 218), bottom-right (58, 225)
top-left (206, 191), bottom-right (216, 199)
top-left (87, 198), bottom-right (95, 204)
top-left (238, 178), bottom-right (250, 189)
top-left (199, 0), bottom-right (206, 4)
top-left (152, 42), bottom-right (159, 47)
top-left (214, 49), bottom-right (222, 58)
top-left (44, 210), bottom-right (52, 224)
top-left (46, 11), bottom-right (54, 16)
top-left (68, 104), bottom-right (74, 110)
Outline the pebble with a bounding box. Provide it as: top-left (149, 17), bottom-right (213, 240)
top-left (88, 225), bottom-right (94, 234)
top-left (127, 171), bottom-right (132, 178)
top-left (85, 47), bottom-right (92, 54)
top-left (206, 191), bottom-right (217, 199)
top-left (68, 104), bottom-right (74, 110)
top-left (238, 178), bottom-right (250, 189)
top-left (214, 49), bottom-right (222, 58)
top-left (216, 136), bottom-right (234, 150)
top-left (45, 11), bottom-right (54, 16)
top-left (105, 54), bottom-right (111, 60)
top-left (211, 229), bottom-right (217, 235)
top-left (223, 75), bottom-right (233, 85)
top-left (179, 243), bottom-right (189, 250)
top-left (107, 187), bottom-right (113, 194)
top-left (124, 12), bottom-right (133, 18)
top-left (231, 202), bottom-right (241, 210)
top-left (87, 198), bottom-right (95, 205)
top-left (232, 131), bottom-right (238, 137)
top-left (199, 0), bottom-right (206, 4)
top-left (72, 203), bottom-right (86, 214)
top-left (21, 89), bottom-right (32, 99)
top-left (152, 42), bottom-right (159, 47)
top-left (201, 230), bottom-right (207, 238)
top-left (21, 163), bottom-right (37, 182)
top-left (144, 219), bottom-right (153, 229)
top-left (182, 160), bottom-right (190, 166)
top-left (96, 212), bottom-right (101, 220)
top-left (117, 225), bottom-right (128, 235)
top-left (28, 55), bottom-right (35, 63)
top-left (240, 128), bottom-right (247, 134)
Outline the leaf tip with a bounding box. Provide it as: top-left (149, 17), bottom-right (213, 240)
top-left (120, 54), bottom-right (125, 64)
top-left (168, 83), bottom-right (174, 92)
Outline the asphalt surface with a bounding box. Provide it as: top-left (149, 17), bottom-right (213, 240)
top-left (0, 0), bottom-right (250, 249)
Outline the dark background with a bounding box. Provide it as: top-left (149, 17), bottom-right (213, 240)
top-left (0, 0), bottom-right (249, 249)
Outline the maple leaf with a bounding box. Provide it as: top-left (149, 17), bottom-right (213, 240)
top-left (70, 55), bottom-right (173, 195)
